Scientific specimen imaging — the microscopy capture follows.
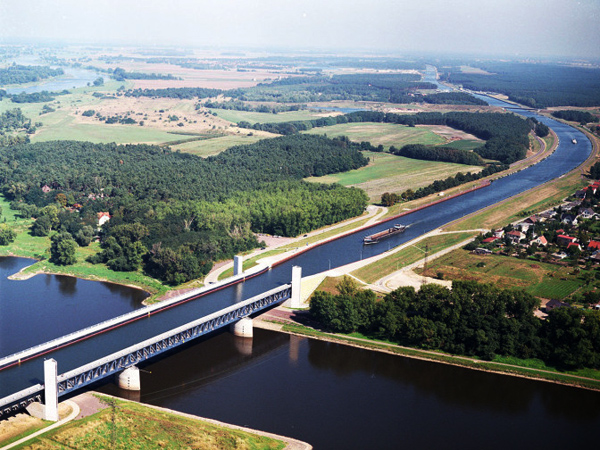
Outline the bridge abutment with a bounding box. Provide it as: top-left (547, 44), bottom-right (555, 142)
top-left (231, 317), bottom-right (253, 338)
top-left (118, 366), bottom-right (141, 391)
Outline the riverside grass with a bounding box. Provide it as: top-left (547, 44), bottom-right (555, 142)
top-left (9, 396), bottom-right (285, 450)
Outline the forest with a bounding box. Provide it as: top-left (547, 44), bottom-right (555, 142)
top-left (241, 110), bottom-right (532, 164)
top-left (310, 279), bottom-right (600, 370)
top-left (112, 67), bottom-right (179, 81)
top-left (0, 135), bottom-right (368, 284)
top-left (0, 64), bottom-right (64, 85)
top-left (551, 109), bottom-right (599, 124)
top-left (391, 143), bottom-right (484, 165)
top-left (443, 62), bottom-right (600, 108)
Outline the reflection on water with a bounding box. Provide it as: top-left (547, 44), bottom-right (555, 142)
top-left (98, 328), bottom-right (600, 450)
top-left (0, 256), bottom-right (148, 357)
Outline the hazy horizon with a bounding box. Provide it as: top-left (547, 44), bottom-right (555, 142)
top-left (0, 0), bottom-right (599, 60)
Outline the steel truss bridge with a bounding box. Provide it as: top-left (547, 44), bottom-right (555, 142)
top-left (0, 284), bottom-right (291, 418)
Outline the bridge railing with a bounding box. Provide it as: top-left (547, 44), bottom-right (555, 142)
top-left (0, 283), bottom-right (291, 417)
top-left (0, 266), bottom-right (266, 371)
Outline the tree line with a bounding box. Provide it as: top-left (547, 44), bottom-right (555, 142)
top-left (551, 110), bottom-right (599, 124)
top-left (310, 279), bottom-right (600, 370)
top-left (0, 64), bottom-right (64, 85)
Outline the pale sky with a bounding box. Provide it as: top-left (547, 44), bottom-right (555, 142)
top-left (0, 0), bottom-right (599, 59)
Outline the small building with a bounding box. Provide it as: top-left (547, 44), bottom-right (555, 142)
top-left (545, 298), bottom-right (570, 312)
top-left (41, 185), bottom-right (52, 193)
top-left (588, 240), bottom-right (600, 251)
top-left (506, 230), bottom-right (524, 245)
top-left (482, 237), bottom-right (499, 244)
top-left (97, 212), bottom-right (111, 227)
top-left (557, 234), bottom-right (576, 246)
top-left (493, 229), bottom-right (505, 238)
top-left (473, 248), bottom-right (492, 255)
top-left (567, 242), bottom-right (582, 252)
top-left (578, 207), bottom-right (596, 220)
top-left (531, 235), bottom-right (548, 247)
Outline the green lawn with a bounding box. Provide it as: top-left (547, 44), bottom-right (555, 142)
top-left (305, 151), bottom-right (482, 203)
top-left (303, 122), bottom-right (446, 149)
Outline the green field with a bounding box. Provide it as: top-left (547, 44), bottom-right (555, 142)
top-left (305, 151), bottom-right (482, 203)
top-left (171, 133), bottom-right (269, 156)
top-left (420, 250), bottom-right (590, 300)
top-left (441, 139), bottom-right (483, 151)
top-left (7, 395), bottom-right (285, 450)
top-left (212, 108), bottom-right (326, 124)
top-left (303, 122), bottom-right (446, 149)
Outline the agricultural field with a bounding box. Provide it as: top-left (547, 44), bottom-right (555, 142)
top-left (305, 150), bottom-right (482, 203)
top-left (211, 107), bottom-right (330, 124)
top-left (171, 132), bottom-right (273, 157)
top-left (419, 250), bottom-right (591, 300)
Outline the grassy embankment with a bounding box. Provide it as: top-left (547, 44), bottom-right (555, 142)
top-left (6, 395), bottom-right (285, 450)
top-left (350, 231), bottom-right (478, 284)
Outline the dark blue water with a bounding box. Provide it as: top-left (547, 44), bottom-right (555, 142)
top-left (97, 328), bottom-right (600, 450)
top-left (0, 97), bottom-right (592, 399)
top-left (0, 257), bottom-right (147, 357)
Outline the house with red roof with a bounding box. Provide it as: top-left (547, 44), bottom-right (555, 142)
top-left (557, 234), bottom-right (576, 246)
top-left (97, 212), bottom-right (111, 227)
top-left (588, 240), bottom-right (600, 251)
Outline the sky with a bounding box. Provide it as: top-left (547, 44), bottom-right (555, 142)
top-left (0, 0), bottom-right (599, 59)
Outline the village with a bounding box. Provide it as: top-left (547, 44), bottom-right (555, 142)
top-left (471, 179), bottom-right (600, 311)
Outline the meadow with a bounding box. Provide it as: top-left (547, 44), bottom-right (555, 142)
top-left (305, 150), bottom-right (482, 203)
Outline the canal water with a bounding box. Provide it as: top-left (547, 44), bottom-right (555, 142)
top-left (99, 328), bottom-right (600, 450)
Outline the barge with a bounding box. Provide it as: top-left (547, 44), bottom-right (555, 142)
top-left (363, 224), bottom-right (407, 244)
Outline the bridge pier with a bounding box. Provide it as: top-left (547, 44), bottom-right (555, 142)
top-left (234, 255), bottom-right (243, 276)
top-left (231, 317), bottom-right (253, 338)
top-left (43, 358), bottom-right (59, 422)
top-left (118, 366), bottom-right (141, 391)
top-left (291, 265), bottom-right (302, 308)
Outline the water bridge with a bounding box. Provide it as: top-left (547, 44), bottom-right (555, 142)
top-left (0, 267), bottom-right (302, 420)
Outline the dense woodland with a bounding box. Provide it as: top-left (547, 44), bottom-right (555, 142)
top-left (443, 63), bottom-right (600, 108)
top-left (391, 143), bottom-right (484, 165)
top-left (0, 64), bottom-right (64, 85)
top-left (551, 109), bottom-right (599, 124)
top-left (310, 279), bottom-right (600, 370)
top-left (241, 110), bottom-right (532, 164)
top-left (0, 135), bottom-right (368, 283)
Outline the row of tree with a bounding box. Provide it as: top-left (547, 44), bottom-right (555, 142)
top-left (551, 110), bottom-right (599, 124)
top-left (0, 64), bottom-right (64, 85)
top-left (391, 144), bottom-right (484, 166)
top-left (310, 279), bottom-right (600, 370)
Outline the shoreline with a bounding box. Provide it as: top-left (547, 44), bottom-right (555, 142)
top-left (254, 313), bottom-right (600, 392)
